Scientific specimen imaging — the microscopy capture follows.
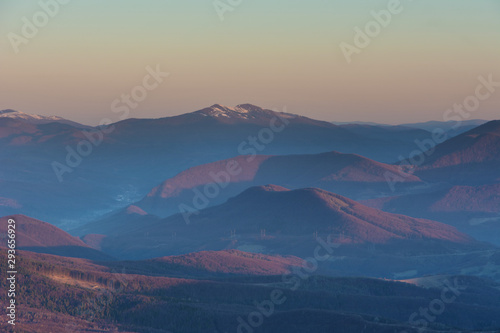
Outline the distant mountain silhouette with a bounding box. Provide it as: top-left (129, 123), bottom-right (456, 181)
top-left (0, 109), bottom-right (88, 128)
top-left (1, 104), bottom-right (447, 226)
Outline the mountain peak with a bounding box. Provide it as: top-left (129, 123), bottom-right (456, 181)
top-left (418, 119), bottom-right (500, 170)
top-left (0, 109), bottom-right (18, 115)
top-left (470, 119), bottom-right (500, 135)
top-left (0, 109), bottom-right (86, 128)
top-left (235, 103), bottom-right (264, 112)
top-left (196, 103), bottom-right (275, 120)
top-left (208, 103), bottom-right (232, 111)
top-left (174, 185), bottom-right (472, 245)
top-left (231, 185), bottom-right (356, 212)
top-left (190, 103), bottom-right (302, 125)
top-left (0, 109), bottom-right (63, 121)
top-left (247, 184), bottom-right (290, 193)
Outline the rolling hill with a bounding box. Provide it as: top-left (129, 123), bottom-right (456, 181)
top-left (363, 183), bottom-right (500, 245)
top-left (96, 185), bottom-right (478, 261)
top-left (133, 151), bottom-right (422, 218)
top-left (0, 104), bottom-right (447, 227)
top-left (103, 249), bottom-right (304, 278)
top-left (416, 120), bottom-right (500, 184)
top-left (2, 248), bottom-right (499, 333)
top-left (0, 215), bottom-right (112, 260)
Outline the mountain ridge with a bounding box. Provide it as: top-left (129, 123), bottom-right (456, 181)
top-left (0, 109), bottom-right (88, 128)
top-left (135, 151), bottom-right (422, 218)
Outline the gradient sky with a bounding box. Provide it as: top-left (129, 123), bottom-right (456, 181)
top-left (1, 0), bottom-right (499, 125)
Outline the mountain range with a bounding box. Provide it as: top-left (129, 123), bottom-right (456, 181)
top-left (2, 105), bottom-right (500, 332)
top-left (0, 104), bottom-right (443, 226)
top-left (128, 151), bottom-right (422, 218)
top-left (89, 185), bottom-right (485, 266)
top-left (0, 109), bottom-right (88, 128)
top-left (416, 120), bottom-right (500, 184)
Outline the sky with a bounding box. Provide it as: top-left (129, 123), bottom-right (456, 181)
top-left (1, 0), bottom-right (499, 125)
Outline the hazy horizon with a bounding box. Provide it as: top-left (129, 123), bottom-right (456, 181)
top-left (2, 2), bottom-right (500, 331)
top-left (0, 104), bottom-right (495, 127)
top-left (2, 0), bottom-right (500, 125)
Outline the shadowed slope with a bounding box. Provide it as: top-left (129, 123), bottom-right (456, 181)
top-left (363, 183), bottom-right (500, 245)
top-left (0, 215), bottom-right (113, 260)
top-left (2, 249), bottom-right (500, 332)
top-left (416, 120), bottom-right (500, 184)
top-left (99, 185), bottom-right (476, 260)
top-left (135, 151), bottom-right (422, 217)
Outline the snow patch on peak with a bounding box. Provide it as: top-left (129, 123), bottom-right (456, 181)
top-left (197, 103), bottom-right (273, 120)
top-left (235, 104), bottom-right (263, 113)
top-left (209, 104), bottom-right (230, 110)
top-left (0, 109), bottom-right (87, 128)
top-left (0, 109), bottom-right (64, 122)
top-left (0, 109), bottom-right (18, 115)
top-left (195, 103), bottom-right (299, 122)
top-left (203, 105), bottom-right (233, 118)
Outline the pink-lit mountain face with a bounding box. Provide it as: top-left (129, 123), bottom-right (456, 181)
top-left (1, 105), bottom-right (499, 333)
top-left (0, 215), bottom-right (111, 260)
top-left (416, 120), bottom-right (500, 184)
top-left (135, 151), bottom-right (421, 217)
top-left (0, 104), bottom-right (439, 226)
top-left (95, 185), bottom-right (478, 261)
top-left (181, 185), bottom-right (472, 243)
